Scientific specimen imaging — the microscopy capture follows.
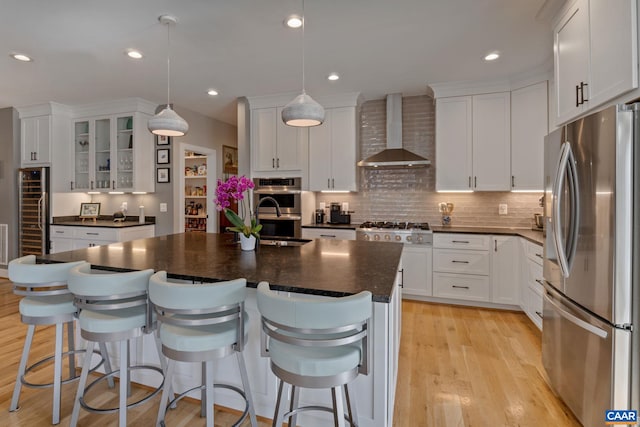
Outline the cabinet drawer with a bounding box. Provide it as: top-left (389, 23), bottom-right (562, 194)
top-left (433, 249), bottom-right (489, 275)
top-left (525, 258), bottom-right (544, 287)
top-left (50, 226), bottom-right (73, 238)
top-left (433, 272), bottom-right (490, 302)
top-left (73, 227), bottom-right (118, 241)
top-left (302, 228), bottom-right (356, 240)
top-left (524, 240), bottom-right (544, 265)
top-left (433, 233), bottom-right (491, 250)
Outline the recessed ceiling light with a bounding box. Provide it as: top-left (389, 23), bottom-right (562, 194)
top-left (327, 73), bottom-right (340, 81)
top-left (11, 53), bottom-right (33, 62)
top-left (207, 89), bottom-right (219, 96)
top-left (126, 49), bottom-right (143, 59)
top-left (285, 15), bottom-right (303, 29)
top-left (484, 52), bottom-right (500, 61)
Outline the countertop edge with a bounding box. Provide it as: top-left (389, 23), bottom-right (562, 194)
top-left (431, 226), bottom-right (543, 245)
top-left (302, 223), bottom-right (358, 230)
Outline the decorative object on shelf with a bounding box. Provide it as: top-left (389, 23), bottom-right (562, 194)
top-left (156, 135), bottom-right (171, 146)
top-left (438, 202), bottom-right (454, 226)
top-left (215, 175), bottom-right (261, 247)
top-left (222, 145), bottom-right (238, 174)
top-left (239, 234), bottom-right (257, 251)
top-left (79, 202), bottom-right (100, 222)
top-left (157, 167), bottom-right (170, 183)
top-left (281, 0), bottom-right (325, 127)
top-left (147, 15), bottom-right (189, 137)
top-left (156, 148), bottom-right (170, 164)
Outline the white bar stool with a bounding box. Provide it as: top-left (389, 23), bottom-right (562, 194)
top-left (149, 271), bottom-right (258, 427)
top-left (256, 282), bottom-right (372, 427)
top-left (8, 255), bottom-right (104, 425)
top-left (67, 264), bottom-right (163, 427)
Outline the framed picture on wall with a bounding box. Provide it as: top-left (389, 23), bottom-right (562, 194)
top-left (157, 148), bottom-right (170, 164)
top-left (156, 135), bottom-right (171, 146)
top-left (79, 202), bottom-right (100, 219)
top-left (223, 145), bottom-right (238, 174)
top-left (157, 167), bottom-right (170, 183)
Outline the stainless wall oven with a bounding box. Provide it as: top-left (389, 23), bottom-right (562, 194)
top-left (253, 178), bottom-right (302, 239)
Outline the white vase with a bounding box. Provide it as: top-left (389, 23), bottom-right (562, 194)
top-left (240, 234), bottom-right (256, 251)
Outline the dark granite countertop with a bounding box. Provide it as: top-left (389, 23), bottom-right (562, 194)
top-left (302, 223), bottom-right (358, 230)
top-left (39, 233), bottom-right (402, 303)
top-left (431, 225), bottom-right (543, 245)
top-left (52, 216), bottom-right (156, 228)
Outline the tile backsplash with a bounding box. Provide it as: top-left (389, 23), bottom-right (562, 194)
top-left (316, 95), bottom-right (543, 228)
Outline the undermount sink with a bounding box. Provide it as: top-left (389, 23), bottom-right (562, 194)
top-left (259, 238), bottom-right (312, 247)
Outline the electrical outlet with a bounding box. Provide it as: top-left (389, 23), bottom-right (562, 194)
top-left (160, 203), bottom-right (167, 212)
top-left (121, 202), bottom-right (127, 211)
top-left (499, 204), bottom-right (508, 215)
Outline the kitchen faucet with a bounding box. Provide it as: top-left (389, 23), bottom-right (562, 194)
top-left (254, 196), bottom-right (281, 229)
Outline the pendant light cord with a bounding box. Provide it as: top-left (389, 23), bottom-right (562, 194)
top-left (166, 20), bottom-right (171, 106)
top-left (301, 0), bottom-right (306, 93)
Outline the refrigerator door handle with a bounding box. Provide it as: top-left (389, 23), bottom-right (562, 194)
top-left (546, 292), bottom-right (608, 339)
top-left (552, 142), bottom-right (571, 278)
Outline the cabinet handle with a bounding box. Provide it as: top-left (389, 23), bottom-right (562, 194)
top-left (328, 178), bottom-right (330, 189)
top-left (535, 253), bottom-right (543, 259)
top-left (580, 82), bottom-right (588, 104)
top-left (399, 268), bottom-right (404, 288)
top-left (332, 178), bottom-right (335, 188)
top-left (451, 240), bottom-right (470, 244)
top-left (451, 260), bottom-right (469, 264)
top-left (320, 234), bottom-right (337, 238)
top-left (494, 239), bottom-right (498, 252)
top-left (90, 181), bottom-right (94, 190)
top-left (277, 158), bottom-right (280, 168)
top-left (452, 285), bottom-right (470, 290)
top-left (112, 180), bottom-right (115, 189)
top-left (468, 176), bottom-right (471, 188)
top-left (474, 176), bottom-right (477, 188)
top-left (576, 84), bottom-right (581, 107)
top-left (511, 176), bottom-right (515, 188)
top-left (70, 181), bottom-right (74, 191)
top-left (86, 232), bottom-right (99, 235)
top-left (535, 279), bottom-right (545, 286)
top-left (55, 230), bottom-right (63, 234)
top-left (535, 311), bottom-right (543, 319)
top-left (272, 158), bottom-right (275, 168)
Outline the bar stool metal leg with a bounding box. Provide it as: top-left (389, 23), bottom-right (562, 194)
top-left (331, 386), bottom-right (346, 427)
top-left (289, 385), bottom-right (300, 427)
top-left (67, 321), bottom-right (76, 377)
top-left (52, 323), bottom-right (63, 424)
top-left (10, 324), bottom-right (35, 413)
top-left (119, 340), bottom-right (129, 426)
top-left (98, 342), bottom-right (115, 388)
top-left (156, 358), bottom-right (175, 426)
top-left (236, 352), bottom-right (258, 427)
top-left (201, 361), bottom-right (207, 418)
top-left (344, 383), bottom-right (358, 426)
top-left (273, 379), bottom-right (285, 427)
top-left (70, 340), bottom-right (96, 427)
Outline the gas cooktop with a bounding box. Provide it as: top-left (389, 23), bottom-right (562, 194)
top-left (359, 221), bottom-right (431, 231)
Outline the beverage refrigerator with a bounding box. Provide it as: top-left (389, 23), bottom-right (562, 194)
top-left (542, 103), bottom-right (638, 426)
top-left (18, 167), bottom-right (50, 256)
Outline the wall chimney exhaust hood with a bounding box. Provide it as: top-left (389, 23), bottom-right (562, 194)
top-left (357, 93), bottom-right (430, 168)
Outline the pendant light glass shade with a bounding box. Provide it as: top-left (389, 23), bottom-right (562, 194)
top-left (148, 105), bottom-right (189, 136)
top-left (282, 0), bottom-right (324, 127)
top-left (282, 92), bottom-right (324, 127)
top-left (148, 15), bottom-right (189, 137)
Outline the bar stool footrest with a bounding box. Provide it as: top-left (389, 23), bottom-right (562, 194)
top-left (161, 383), bottom-right (249, 427)
top-left (79, 365), bottom-right (164, 414)
top-left (284, 405), bottom-right (357, 426)
top-left (20, 348), bottom-right (106, 389)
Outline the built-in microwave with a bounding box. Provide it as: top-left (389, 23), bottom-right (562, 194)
top-left (253, 177), bottom-right (301, 216)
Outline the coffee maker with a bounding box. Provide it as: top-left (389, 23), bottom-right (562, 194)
top-left (315, 209), bottom-right (325, 224)
top-left (329, 202), bottom-right (351, 224)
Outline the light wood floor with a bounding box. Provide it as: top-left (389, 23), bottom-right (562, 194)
top-left (0, 279), bottom-right (580, 426)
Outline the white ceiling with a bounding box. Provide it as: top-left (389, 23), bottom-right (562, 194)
top-left (1, 0), bottom-right (554, 125)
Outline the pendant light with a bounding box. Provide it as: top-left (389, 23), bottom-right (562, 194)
top-left (281, 0), bottom-right (325, 127)
top-left (148, 15), bottom-right (189, 137)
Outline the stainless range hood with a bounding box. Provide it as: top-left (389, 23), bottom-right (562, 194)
top-left (357, 93), bottom-right (430, 168)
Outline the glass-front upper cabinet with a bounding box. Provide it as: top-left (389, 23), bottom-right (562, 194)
top-left (94, 117), bottom-right (111, 191)
top-left (115, 115), bottom-right (134, 191)
top-left (73, 120), bottom-right (90, 191)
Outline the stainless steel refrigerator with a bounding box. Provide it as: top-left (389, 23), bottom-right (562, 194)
top-left (18, 167), bottom-right (50, 256)
top-left (543, 104), bottom-right (638, 426)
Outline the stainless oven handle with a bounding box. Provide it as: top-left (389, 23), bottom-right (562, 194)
top-left (254, 189), bottom-right (302, 195)
top-left (258, 214), bottom-right (302, 220)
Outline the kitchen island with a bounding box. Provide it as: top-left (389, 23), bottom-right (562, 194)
top-left (40, 233), bottom-right (403, 427)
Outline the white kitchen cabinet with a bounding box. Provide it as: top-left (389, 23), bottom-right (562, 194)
top-left (436, 92), bottom-right (510, 191)
top-left (520, 239), bottom-right (544, 330)
top-left (301, 228), bottom-right (356, 240)
top-left (491, 236), bottom-right (519, 305)
top-left (511, 81), bottom-right (548, 191)
top-left (21, 116), bottom-right (51, 166)
top-left (50, 224), bottom-right (155, 253)
top-left (251, 107), bottom-right (304, 173)
top-left (554, 0), bottom-right (638, 124)
top-left (400, 245), bottom-right (433, 297)
top-left (309, 107), bottom-right (358, 191)
top-left (70, 112), bottom-right (154, 193)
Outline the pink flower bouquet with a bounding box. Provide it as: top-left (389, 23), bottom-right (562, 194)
top-left (215, 175), bottom-right (262, 238)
